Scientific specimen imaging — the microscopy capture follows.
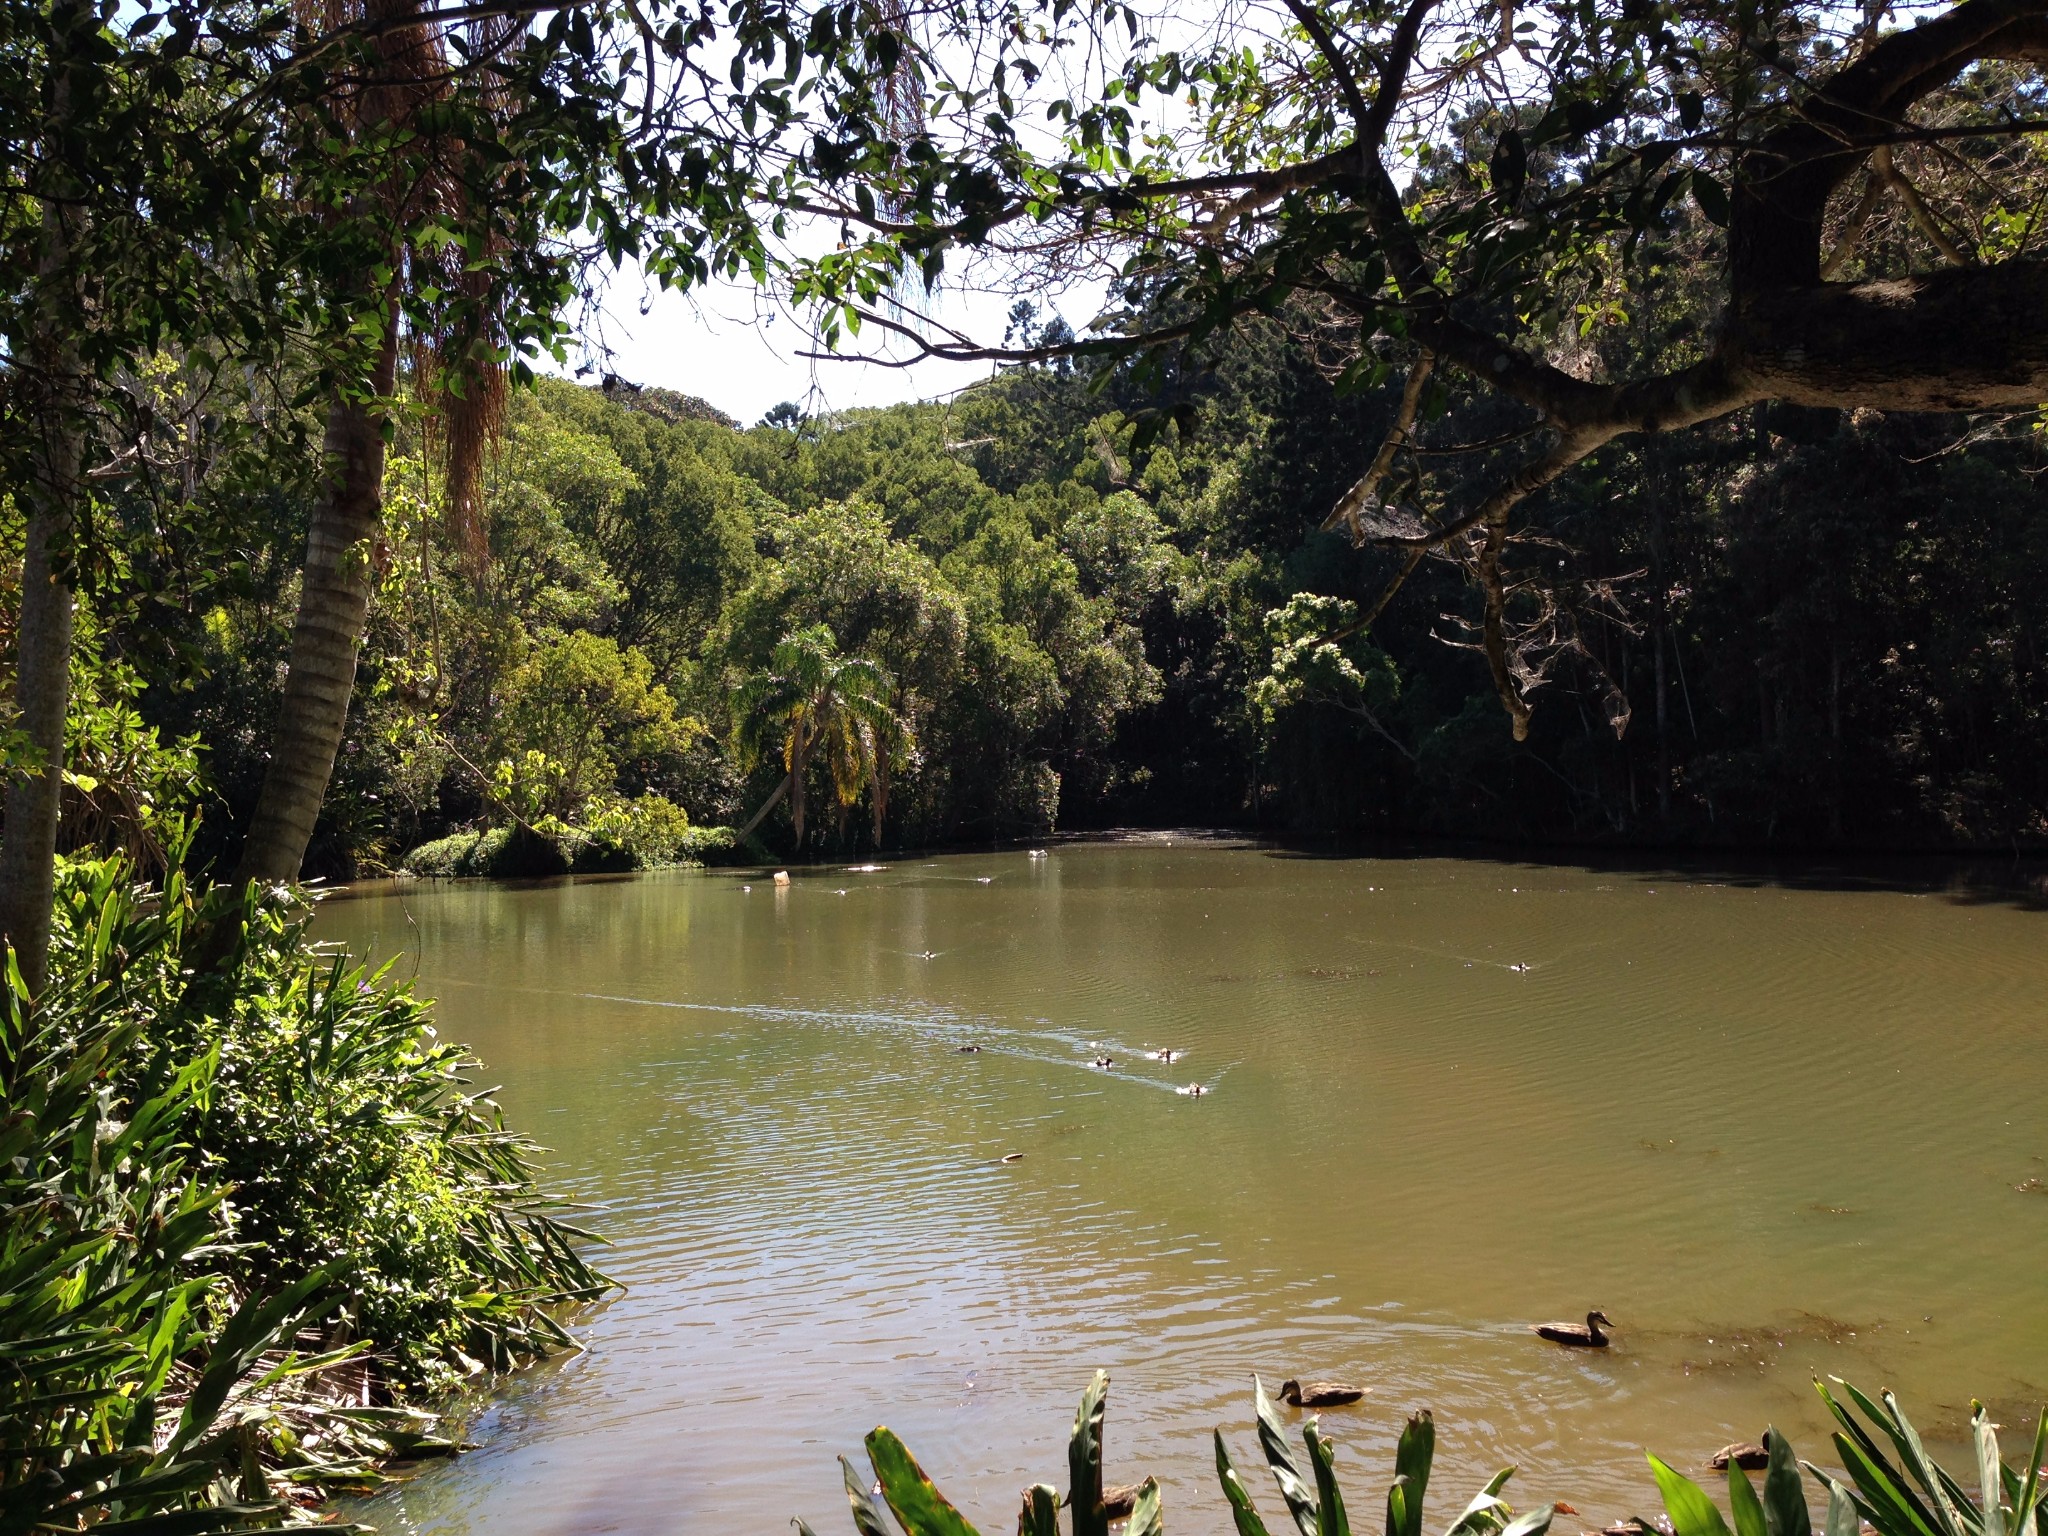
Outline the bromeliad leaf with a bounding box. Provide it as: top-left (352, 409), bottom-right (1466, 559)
top-left (1763, 1431), bottom-right (1809, 1536)
top-left (1072, 1369), bottom-right (1111, 1536)
top-left (1254, 1375), bottom-right (1320, 1536)
top-left (840, 1453), bottom-right (894, 1536)
top-left (865, 1427), bottom-right (982, 1536)
top-left (1306, 1418), bottom-right (1353, 1536)
top-left (1729, 1462), bottom-right (1768, 1536)
top-left (1217, 1430), bottom-right (1276, 1536)
top-left (1125, 1477), bottom-right (1165, 1536)
top-left (1393, 1412), bottom-right (1437, 1536)
top-left (1649, 1453), bottom-right (1734, 1536)
top-left (1018, 1484), bottom-right (1060, 1536)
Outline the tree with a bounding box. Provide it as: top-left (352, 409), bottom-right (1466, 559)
top-left (787, 0), bottom-right (2048, 740)
top-left (1, 0), bottom-right (316, 990)
top-left (494, 630), bottom-right (697, 821)
top-left (733, 625), bottom-right (904, 846)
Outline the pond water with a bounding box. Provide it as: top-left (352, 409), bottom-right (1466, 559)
top-left (314, 839), bottom-right (2048, 1536)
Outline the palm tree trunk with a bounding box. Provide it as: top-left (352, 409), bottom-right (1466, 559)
top-left (1, 24), bottom-right (88, 998)
top-left (790, 727), bottom-right (809, 846)
top-left (235, 322), bottom-right (400, 884)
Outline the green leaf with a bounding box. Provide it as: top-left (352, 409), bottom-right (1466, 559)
top-left (865, 1428), bottom-right (980, 1536)
top-left (1071, 1369), bottom-right (1110, 1536)
top-left (1217, 1430), bottom-right (1275, 1536)
top-left (1730, 1463), bottom-right (1769, 1536)
top-left (1445, 1468), bottom-right (1519, 1536)
top-left (1764, 1431), bottom-right (1810, 1536)
top-left (840, 1453), bottom-right (894, 1536)
top-left (1392, 1412), bottom-right (1436, 1536)
top-left (1814, 1472), bottom-right (1866, 1536)
top-left (1254, 1376), bottom-right (1320, 1536)
top-left (1017, 1485), bottom-right (1060, 1536)
top-left (1691, 173), bottom-right (1730, 228)
top-left (1499, 1505), bottom-right (1556, 1536)
top-left (1976, 1408), bottom-right (2007, 1536)
top-left (1307, 1418), bottom-right (1352, 1536)
top-left (1650, 1453), bottom-right (1734, 1536)
top-left (1126, 1478), bottom-right (1165, 1536)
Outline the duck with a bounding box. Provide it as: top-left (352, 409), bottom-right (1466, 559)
top-left (956, 1044), bottom-right (982, 1053)
top-left (1154, 1047), bottom-right (1180, 1063)
top-left (1180, 1083), bottom-right (1207, 1097)
top-left (1280, 1379), bottom-right (1368, 1407)
top-left (1100, 1484), bottom-right (1143, 1520)
top-left (1708, 1439), bottom-right (1771, 1471)
top-left (1019, 1484), bottom-right (1145, 1521)
top-left (1531, 1309), bottom-right (1614, 1348)
top-left (1091, 1055), bottom-right (1115, 1069)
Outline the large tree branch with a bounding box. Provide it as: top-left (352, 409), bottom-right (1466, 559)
top-left (1733, 0), bottom-right (2048, 290)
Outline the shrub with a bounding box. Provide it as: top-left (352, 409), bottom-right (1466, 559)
top-left (2, 850), bottom-right (610, 1528)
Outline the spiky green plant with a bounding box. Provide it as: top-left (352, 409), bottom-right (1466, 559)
top-left (1646, 1383), bottom-right (2046, 1536)
top-left (795, 1370), bottom-right (1162, 1536)
top-left (1215, 1376), bottom-right (1555, 1536)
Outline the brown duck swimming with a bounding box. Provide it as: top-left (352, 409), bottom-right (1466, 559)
top-left (1709, 1439), bottom-right (1771, 1471)
top-left (1531, 1310), bottom-right (1614, 1348)
top-left (1279, 1379), bottom-right (1368, 1407)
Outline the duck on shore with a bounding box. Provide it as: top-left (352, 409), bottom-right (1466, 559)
top-left (1708, 1439), bottom-right (1771, 1471)
top-left (1531, 1310), bottom-right (1614, 1348)
top-left (1279, 1379), bottom-right (1367, 1407)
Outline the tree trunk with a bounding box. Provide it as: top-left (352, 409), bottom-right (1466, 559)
top-left (735, 771), bottom-right (792, 842)
top-left (235, 323), bottom-right (400, 885)
top-left (789, 724), bottom-right (809, 846)
top-left (1, 23), bottom-right (88, 999)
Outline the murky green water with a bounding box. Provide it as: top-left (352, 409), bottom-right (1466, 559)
top-left (315, 839), bottom-right (2048, 1536)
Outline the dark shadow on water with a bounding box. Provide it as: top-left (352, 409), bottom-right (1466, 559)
top-left (1245, 832), bottom-right (2048, 912)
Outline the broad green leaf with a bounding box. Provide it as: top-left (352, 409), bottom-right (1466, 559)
top-left (1977, 1405), bottom-right (2008, 1536)
top-left (1254, 1376), bottom-right (1320, 1536)
top-left (840, 1453), bottom-right (894, 1536)
top-left (865, 1427), bottom-right (981, 1536)
top-left (1831, 1431), bottom-right (1942, 1536)
top-left (1125, 1477), bottom-right (1165, 1536)
top-left (1071, 1369), bottom-right (1110, 1536)
top-left (1763, 1432), bottom-right (1810, 1536)
top-left (1730, 1463), bottom-right (1768, 1536)
top-left (1019, 1484), bottom-right (1060, 1536)
top-left (1217, 1430), bottom-right (1275, 1536)
top-left (1878, 1389), bottom-right (1971, 1536)
top-left (1649, 1453), bottom-right (1734, 1536)
top-left (1392, 1413), bottom-right (1437, 1536)
top-left (1444, 1468), bottom-right (1518, 1536)
top-left (1814, 1472), bottom-right (1866, 1536)
top-left (1498, 1505), bottom-right (1556, 1536)
top-left (1306, 1418), bottom-right (1352, 1536)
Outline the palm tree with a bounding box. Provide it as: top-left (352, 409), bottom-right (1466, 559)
top-left (234, 0), bottom-right (511, 886)
top-left (733, 626), bottom-right (906, 848)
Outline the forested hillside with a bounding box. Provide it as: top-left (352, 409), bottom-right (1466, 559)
top-left (112, 328), bottom-right (2048, 877)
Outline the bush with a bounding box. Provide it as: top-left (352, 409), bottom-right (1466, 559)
top-left (403, 800), bottom-right (735, 876)
top-left (1, 851), bottom-right (610, 1528)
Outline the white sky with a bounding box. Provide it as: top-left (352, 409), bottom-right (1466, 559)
top-left (563, 265), bottom-right (1106, 426)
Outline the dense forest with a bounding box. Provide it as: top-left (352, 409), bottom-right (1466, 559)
top-left (92, 329), bottom-right (2048, 882)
